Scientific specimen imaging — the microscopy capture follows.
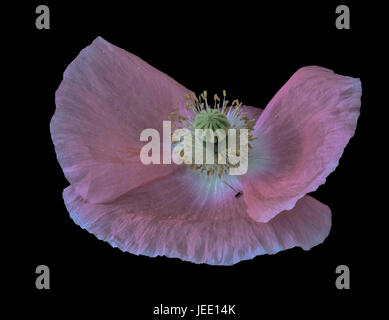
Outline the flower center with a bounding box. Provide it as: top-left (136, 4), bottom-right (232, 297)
top-left (169, 90), bottom-right (256, 179)
top-left (194, 109), bottom-right (230, 132)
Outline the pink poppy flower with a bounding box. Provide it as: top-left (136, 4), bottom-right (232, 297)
top-left (50, 37), bottom-right (361, 265)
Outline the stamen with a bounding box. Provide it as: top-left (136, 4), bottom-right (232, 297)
top-left (168, 90), bottom-right (258, 188)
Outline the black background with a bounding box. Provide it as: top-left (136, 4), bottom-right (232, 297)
top-left (13, 0), bottom-right (382, 317)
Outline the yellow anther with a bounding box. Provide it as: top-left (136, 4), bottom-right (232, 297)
top-left (231, 99), bottom-right (239, 107)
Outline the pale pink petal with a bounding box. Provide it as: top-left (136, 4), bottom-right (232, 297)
top-left (243, 66), bottom-right (361, 222)
top-left (64, 167), bottom-right (331, 265)
top-left (51, 37), bottom-right (191, 203)
top-left (244, 105), bottom-right (263, 122)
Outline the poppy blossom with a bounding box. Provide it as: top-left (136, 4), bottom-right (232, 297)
top-left (50, 37), bottom-right (361, 265)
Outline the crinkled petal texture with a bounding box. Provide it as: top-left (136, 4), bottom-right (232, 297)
top-left (50, 37), bottom-right (192, 203)
top-left (243, 66), bottom-right (361, 222)
top-left (64, 166), bottom-right (331, 265)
